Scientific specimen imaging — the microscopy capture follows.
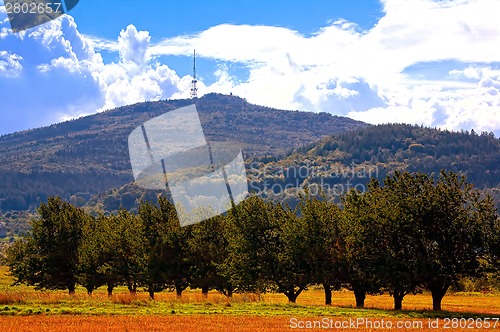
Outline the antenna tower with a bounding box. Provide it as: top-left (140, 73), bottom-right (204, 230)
top-left (190, 49), bottom-right (198, 99)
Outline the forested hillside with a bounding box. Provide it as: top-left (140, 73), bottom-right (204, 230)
top-left (0, 93), bottom-right (365, 212)
top-left (6, 172), bottom-right (499, 310)
top-left (248, 124), bottom-right (500, 207)
top-left (84, 123), bottom-right (500, 217)
top-left (304, 124), bottom-right (499, 188)
top-left (1, 96), bottom-right (499, 238)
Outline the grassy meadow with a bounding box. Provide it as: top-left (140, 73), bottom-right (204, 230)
top-left (0, 266), bottom-right (498, 331)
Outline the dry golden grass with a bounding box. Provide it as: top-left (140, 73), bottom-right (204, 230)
top-left (1, 315), bottom-right (499, 332)
top-left (0, 265), bottom-right (499, 331)
top-left (0, 315), bottom-right (291, 332)
top-left (0, 288), bottom-right (260, 306)
top-left (0, 288), bottom-right (498, 314)
top-left (0, 291), bottom-right (498, 331)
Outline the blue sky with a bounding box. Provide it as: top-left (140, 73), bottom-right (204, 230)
top-left (72, 0), bottom-right (383, 39)
top-left (71, 0), bottom-right (382, 80)
top-left (1, 0), bottom-right (500, 136)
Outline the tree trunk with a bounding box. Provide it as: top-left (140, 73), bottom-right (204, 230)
top-left (175, 284), bottom-right (184, 299)
top-left (68, 283), bottom-right (76, 295)
top-left (127, 279), bottom-right (137, 295)
top-left (393, 291), bottom-right (405, 310)
top-left (224, 285), bottom-right (234, 298)
top-left (285, 291), bottom-right (298, 303)
top-left (126, 279), bottom-right (132, 293)
top-left (354, 288), bottom-right (366, 308)
top-left (430, 283), bottom-right (449, 311)
top-left (107, 281), bottom-right (114, 297)
top-left (284, 287), bottom-right (304, 303)
top-left (148, 289), bottom-right (155, 300)
top-left (202, 285), bottom-right (209, 298)
top-left (323, 283), bottom-right (332, 305)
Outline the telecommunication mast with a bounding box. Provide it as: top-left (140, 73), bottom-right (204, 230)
top-left (190, 49), bottom-right (198, 99)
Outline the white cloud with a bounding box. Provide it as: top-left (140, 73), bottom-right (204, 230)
top-left (170, 74), bottom-right (205, 100)
top-left (118, 24), bottom-right (150, 66)
top-left (84, 34), bottom-right (119, 53)
top-left (1, 0), bottom-right (500, 136)
top-left (99, 64), bottom-right (180, 110)
top-left (0, 50), bottom-right (22, 77)
top-left (92, 25), bottom-right (182, 111)
top-left (29, 21), bottom-right (180, 111)
top-left (439, 75), bottom-right (500, 133)
top-left (147, 0), bottom-right (500, 135)
top-left (0, 15), bottom-right (184, 132)
top-left (348, 73), bottom-right (500, 135)
top-left (201, 63), bottom-right (235, 95)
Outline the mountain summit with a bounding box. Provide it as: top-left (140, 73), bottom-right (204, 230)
top-left (0, 93), bottom-right (366, 211)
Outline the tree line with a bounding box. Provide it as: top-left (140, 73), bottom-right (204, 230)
top-left (5, 171), bottom-right (499, 311)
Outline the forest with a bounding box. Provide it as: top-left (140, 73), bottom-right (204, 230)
top-left (0, 94), bottom-right (364, 212)
top-left (81, 123), bottom-right (500, 218)
top-left (5, 170), bottom-right (499, 312)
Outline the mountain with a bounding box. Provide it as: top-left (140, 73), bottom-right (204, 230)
top-left (249, 123), bottom-right (500, 209)
top-left (85, 123), bottom-right (500, 215)
top-left (0, 93), bottom-right (366, 212)
top-left (1, 98), bottom-right (499, 238)
top-left (88, 124), bottom-right (500, 212)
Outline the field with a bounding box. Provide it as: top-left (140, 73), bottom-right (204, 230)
top-left (0, 267), bottom-right (498, 331)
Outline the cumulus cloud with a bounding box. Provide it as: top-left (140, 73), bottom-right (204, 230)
top-left (1, 0), bottom-right (500, 136)
top-left (348, 70), bottom-right (500, 135)
top-left (118, 24), bottom-right (150, 66)
top-left (93, 25), bottom-right (182, 111)
top-left (32, 22), bottom-right (183, 111)
top-left (0, 15), bottom-right (184, 133)
top-left (0, 50), bottom-right (22, 77)
top-left (0, 13), bottom-right (104, 133)
top-left (439, 69), bottom-right (500, 133)
top-left (143, 0), bottom-right (500, 135)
